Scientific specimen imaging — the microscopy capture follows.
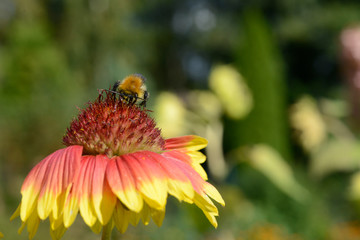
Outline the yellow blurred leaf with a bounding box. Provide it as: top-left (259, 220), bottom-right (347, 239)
top-left (349, 172), bottom-right (360, 200)
top-left (209, 65), bottom-right (253, 119)
top-left (290, 96), bottom-right (327, 152)
top-left (153, 92), bottom-right (188, 138)
top-left (310, 139), bottom-right (360, 178)
top-left (246, 144), bottom-right (309, 203)
top-left (187, 90), bottom-right (222, 120)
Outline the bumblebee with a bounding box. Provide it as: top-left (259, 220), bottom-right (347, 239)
top-left (107, 74), bottom-right (149, 107)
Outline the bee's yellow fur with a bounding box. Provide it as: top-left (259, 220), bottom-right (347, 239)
top-left (112, 74), bottom-right (149, 107)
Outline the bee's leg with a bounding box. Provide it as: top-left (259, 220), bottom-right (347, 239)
top-left (130, 93), bottom-right (137, 105)
top-left (130, 95), bottom-right (135, 105)
top-left (111, 91), bottom-right (117, 100)
top-left (118, 92), bottom-right (126, 102)
top-left (139, 100), bottom-right (147, 108)
top-left (134, 93), bottom-right (139, 105)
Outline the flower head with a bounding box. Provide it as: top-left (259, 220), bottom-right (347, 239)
top-left (12, 93), bottom-right (224, 239)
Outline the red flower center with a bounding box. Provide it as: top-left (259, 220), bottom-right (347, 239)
top-left (63, 93), bottom-right (165, 157)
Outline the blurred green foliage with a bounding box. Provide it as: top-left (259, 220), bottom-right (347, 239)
top-left (233, 9), bottom-right (290, 159)
top-left (3, 0), bottom-right (360, 239)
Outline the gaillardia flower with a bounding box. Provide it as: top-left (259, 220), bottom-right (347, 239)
top-left (11, 93), bottom-right (224, 239)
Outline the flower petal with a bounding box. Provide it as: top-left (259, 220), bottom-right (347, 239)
top-left (62, 184), bottom-right (78, 228)
top-left (145, 151), bottom-right (195, 203)
top-left (92, 155), bottom-right (116, 225)
top-left (162, 151), bottom-right (223, 227)
top-left (124, 152), bottom-right (168, 210)
top-left (21, 146), bottom-right (82, 222)
top-left (106, 157), bottom-right (143, 212)
top-left (203, 182), bottom-right (225, 206)
top-left (51, 189), bottom-right (67, 224)
top-left (128, 209), bottom-right (141, 226)
top-left (194, 193), bottom-right (218, 214)
top-left (49, 223), bottom-right (67, 240)
top-left (64, 155), bottom-right (101, 228)
top-left (10, 204), bottom-right (20, 221)
top-left (163, 153), bottom-right (205, 194)
top-left (165, 135), bottom-right (208, 151)
top-left (193, 193), bottom-right (220, 228)
top-left (151, 208), bottom-right (165, 227)
top-left (163, 150), bottom-right (208, 180)
top-left (25, 208), bottom-right (40, 240)
top-left (20, 161), bottom-right (47, 222)
top-left (49, 212), bottom-right (63, 230)
top-left (90, 220), bottom-right (103, 234)
top-left (113, 202), bottom-right (130, 233)
top-left (186, 151), bottom-right (207, 164)
top-left (140, 203), bottom-right (151, 225)
top-left (200, 207), bottom-right (218, 228)
top-left (76, 156), bottom-right (98, 227)
top-left (164, 136), bottom-right (209, 180)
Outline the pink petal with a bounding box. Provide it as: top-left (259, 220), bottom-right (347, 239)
top-left (165, 135), bottom-right (207, 151)
top-left (76, 156), bottom-right (98, 227)
top-left (162, 153), bottom-right (205, 194)
top-left (165, 136), bottom-right (195, 150)
top-left (123, 152), bottom-right (168, 210)
top-left (21, 146), bottom-right (83, 221)
top-left (106, 156), bottom-right (143, 212)
top-left (91, 155), bottom-right (116, 225)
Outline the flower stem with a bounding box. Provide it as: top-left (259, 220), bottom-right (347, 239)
top-left (101, 221), bottom-right (113, 240)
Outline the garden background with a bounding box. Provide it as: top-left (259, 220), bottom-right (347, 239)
top-left (2, 0), bottom-right (360, 239)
